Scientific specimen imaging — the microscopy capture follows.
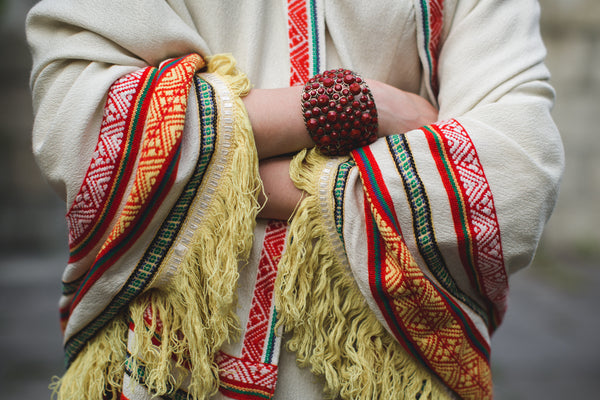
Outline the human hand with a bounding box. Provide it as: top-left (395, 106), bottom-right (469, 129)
top-left (366, 79), bottom-right (438, 137)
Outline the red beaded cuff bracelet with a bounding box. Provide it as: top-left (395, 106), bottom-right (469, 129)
top-left (301, 68), bottom-right (378, 156)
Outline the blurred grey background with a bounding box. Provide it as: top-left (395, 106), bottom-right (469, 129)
top-left (0, 0), bottom-right (598, 398)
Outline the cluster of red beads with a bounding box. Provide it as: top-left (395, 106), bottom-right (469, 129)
top-left (301, 68), bottom-right (378, 156)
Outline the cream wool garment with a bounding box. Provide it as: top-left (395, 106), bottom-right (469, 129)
top-left (27, 0), bottom-right (563, 399)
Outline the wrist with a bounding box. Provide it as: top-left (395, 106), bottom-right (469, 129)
top-left (258, 156), bottom-right (304, 220)
top-left (243, 86), bottom-right (312, 159)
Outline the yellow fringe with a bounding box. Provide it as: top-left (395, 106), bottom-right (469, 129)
top-left (276, 149), bottom-right (452, 399)
top-left (53, 54), bottom-right (261, 400)
top-left (127, 54), bottom-right (260, 399)
top-left (50, 316), bottom-right (128, 400)
top-left (53, 53), bottom-right (451, 400)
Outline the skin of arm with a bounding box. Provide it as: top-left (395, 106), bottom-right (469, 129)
top-left (243, 86), bottom-right (311, 160)
top-left (243, 80), bottom-right (439, 220)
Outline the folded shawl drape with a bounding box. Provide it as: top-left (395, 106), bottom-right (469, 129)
top-left (27, 1), bottom-right (564, 399)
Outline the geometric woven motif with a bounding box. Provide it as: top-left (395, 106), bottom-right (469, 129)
top-left (241, 220), bottom-right (286, 364)
top-left (416, 0), bottom-right (444, 96)
top-left (217, 351), bottom-right (279, 400)
top-left (98, 55), bottom-right (205, 259)
top-left (217, 221), bottom-right (286, 400)
top-left (287, 0), bottom-right (310, 86)
top-left (67, 54), bottom-right (205, 317)
top-left (352, 145), bottom-right (493, 400)
top-left (427, 0), bottom-right (444, 95)
top-left (386, 134), bottom-right (490, 326)
top-left (66, 68), bottom-right (152, 260)
top-left (424, 120), bottom-right (508, 327)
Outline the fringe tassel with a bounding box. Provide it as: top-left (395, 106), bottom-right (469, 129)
top-left (53, 54), bottom-right (261, 400)
top-left (50, 316), bottom-right (128, 400)
top-left (276, 149), bottom-right (452, 399)
top-left (127, 54), bottom-right (261, 399)
top-left (52, 54), bottom-right (451, 400)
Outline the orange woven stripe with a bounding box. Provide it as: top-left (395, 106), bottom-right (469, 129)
top-left (99, 54), bottom-right (205, 254)
top-left (365, 187), bottom-right (492, 400)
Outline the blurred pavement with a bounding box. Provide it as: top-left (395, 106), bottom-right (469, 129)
top-left (1, 0), bottom-right (598, 399)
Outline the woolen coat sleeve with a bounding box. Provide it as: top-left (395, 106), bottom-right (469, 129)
top-left (340, 0), bottom-right (563, 326)
top-left (305, 0), bottom-right (563, 397)
top-left (27, 0), bottom-right (211, 204)
top-left (26, 4), bottom-right (262, 387)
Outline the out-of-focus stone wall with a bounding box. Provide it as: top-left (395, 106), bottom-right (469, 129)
top-left (537, 0), bottom-right (600, 260)
top-left (0, 0), bottom-right (67, 256)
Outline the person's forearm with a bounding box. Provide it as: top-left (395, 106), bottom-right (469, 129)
top-left (246, 79), bottom-right (438, 220)
top-left (257, 156), bottom-right (304, 220)
top-left (243, 86), bottom-right (314, 159)
top-left (243, 81), bottom-right (438, 160)
top-left (366, 79), bottom-right (438, 135)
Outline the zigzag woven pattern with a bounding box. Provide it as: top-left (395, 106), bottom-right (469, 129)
top-left (67, 54), bottom-right (205, 317)
top-left (217, 351), bottom-right (278, 400)
top-left (67, 68), bottom-right (151, 259)
top-left (386, 134), bottom-right (490, 325)
top-left (242, 221), bottom-right (286, 364)
top-left (99, 56), bottom-right (202, 254)
top-left (353, 145), bottom-right (492, 400)
top-left (287, 0), bottom-right (310, 85)
top-left (425, 120), bottom-right (508, 325)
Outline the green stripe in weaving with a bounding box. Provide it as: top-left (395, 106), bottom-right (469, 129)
top-left (422, 126), bottom-right (478, 286)
top-left (387, 134), bottom-right (488, 324)
top-left (65, 76), bottom-right (218, 366)
top-left (70, 68), bottom-right (157, 259)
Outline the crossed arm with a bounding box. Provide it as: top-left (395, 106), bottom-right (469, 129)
top-left (244, 80), bottom-right (439, 220)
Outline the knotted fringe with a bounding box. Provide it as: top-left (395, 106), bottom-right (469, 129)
top-left (52, 54), bottom-right (260, 400)
top-left (277, 149), bottom-right (451, 399)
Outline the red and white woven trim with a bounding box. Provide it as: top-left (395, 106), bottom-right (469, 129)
top-left (217, 221), bottom-right (288, 399)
